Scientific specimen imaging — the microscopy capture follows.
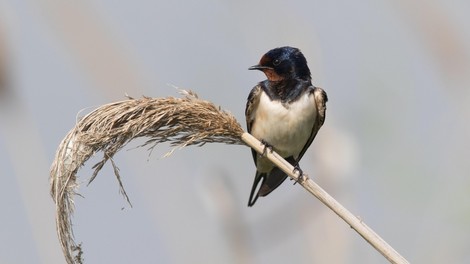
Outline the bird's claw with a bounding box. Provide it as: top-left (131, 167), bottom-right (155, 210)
top-left (292, 164), bottom-right (305, 184)
top-left (260, 140), bottom-right (274, 156)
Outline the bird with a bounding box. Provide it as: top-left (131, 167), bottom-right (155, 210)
top-left (245, 46), bottom-right (328, 207)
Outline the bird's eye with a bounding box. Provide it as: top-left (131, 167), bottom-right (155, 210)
top-left (273, 59), bottom-right (281, 66)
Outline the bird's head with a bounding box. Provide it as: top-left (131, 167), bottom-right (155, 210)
top-left (249, 46), bottom-right (311, 82)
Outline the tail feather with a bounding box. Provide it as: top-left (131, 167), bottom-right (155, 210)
top-left (248, 172), bottom-right (266, 207)
top-left (258, 167), bottom-right (288, 197)
top-left (247, 168), bottom-right (288, 207)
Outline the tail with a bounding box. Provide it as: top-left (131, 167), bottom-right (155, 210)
top-left (247, 167), bottom-right (288, 207)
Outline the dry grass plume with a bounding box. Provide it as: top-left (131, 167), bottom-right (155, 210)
top-left (50, 90), bottom-right (244, 264)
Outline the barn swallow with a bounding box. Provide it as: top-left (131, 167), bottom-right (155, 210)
top-left (246, 46), bottom-right (328, 207)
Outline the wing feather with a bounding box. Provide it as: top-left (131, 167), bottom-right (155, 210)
top-left (296, 86), bottom-right (328, 162)
top-left (245, 85), bottom-right (262, 165)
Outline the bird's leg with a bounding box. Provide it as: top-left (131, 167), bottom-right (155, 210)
top-left (285, 157), bottom-right (306, 184)
top-left (292, 163), bottom-right (305, 184)
top-left (260, 139), bottom-right (274, 156)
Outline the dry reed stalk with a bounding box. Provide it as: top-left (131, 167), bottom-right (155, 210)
top-left (50, 90), bottom-right (408, 264)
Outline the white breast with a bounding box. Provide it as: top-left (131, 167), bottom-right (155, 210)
top-left (251, 91), bottom-right (317, 158)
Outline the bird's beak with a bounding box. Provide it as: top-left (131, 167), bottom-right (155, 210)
top-left (248, 65), bottom-right (271, 71)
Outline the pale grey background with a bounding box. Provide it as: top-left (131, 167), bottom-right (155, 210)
top-left (1, 1), bottom-right (469, 263)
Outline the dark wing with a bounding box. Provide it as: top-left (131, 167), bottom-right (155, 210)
top-left (296, 86), bottom-right (328, 162)
top-left (245, 85), bottom-right (262, 165)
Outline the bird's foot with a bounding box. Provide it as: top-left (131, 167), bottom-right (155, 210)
top-left (292, 164), bottom-right (305, 184)
top-left (260, 140), bottom-right (274, 156)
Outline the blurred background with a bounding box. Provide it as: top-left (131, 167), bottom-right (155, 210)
top-left (1, 1), bottom-right (469, 263)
